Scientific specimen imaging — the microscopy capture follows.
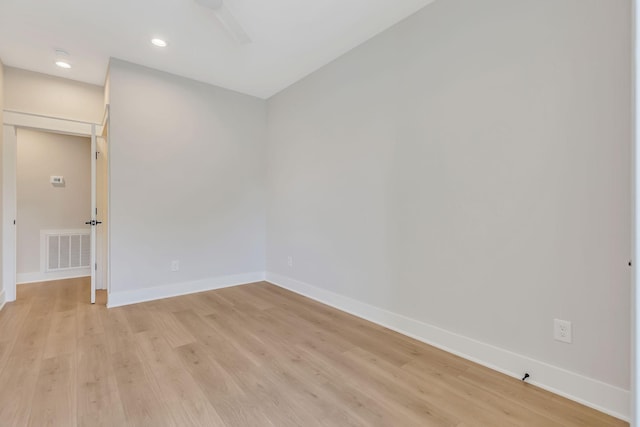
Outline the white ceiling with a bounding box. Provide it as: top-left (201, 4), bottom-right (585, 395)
top-left (0, 0), bottom-right (434, 99)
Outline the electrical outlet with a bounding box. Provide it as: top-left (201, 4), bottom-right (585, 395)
top-left (171, 260), bottom-right (180, 272)
top-left (553, 319), bottom-right (572, 343)
top-left (287, 256), bottom-right (293, 267)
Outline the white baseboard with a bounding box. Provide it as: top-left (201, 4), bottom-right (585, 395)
top-left (265, 271), bottom-right (630, 422)
top-left (107, 271), bottom-right (266, 308)
top-left (17, 269), bottom-right (91, 285)
top-left (0, 289), bottom-right (5, 311)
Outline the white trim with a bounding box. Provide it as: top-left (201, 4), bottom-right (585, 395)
top-left (17, 270), bottom-right (91, 285)
top-left (105, 105), bottom-right (111, 296)
top-left (0, 290), bottom-right (6, 311)
top-left (97, 105), bottom-right (110, 294)
top-left (265, 272), bottom-right (630, 422)
top-left (3, 125), bottom-right (17, 302)
top-left (107, 272), bottom-right (266, 308)
top-left (3, 110), bottom-right (102, 136)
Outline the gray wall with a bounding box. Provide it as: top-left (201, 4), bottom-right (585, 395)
top-left (108, 59), bottom-right (267, 294)
top-left (267, 0), bottom-right (631, 392)
top-left (16, 129), bottom-right (90, 275)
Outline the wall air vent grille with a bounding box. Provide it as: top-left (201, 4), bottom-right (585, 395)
top-left (45, 230), bottom-right (90, 271)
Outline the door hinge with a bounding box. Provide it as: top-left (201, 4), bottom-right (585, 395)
top-left (95, 151), bottom-right (98, 159)
top-left (13, 220), bottom-right (15, 225)
top-left (95, 263), bottom-right (97, 271)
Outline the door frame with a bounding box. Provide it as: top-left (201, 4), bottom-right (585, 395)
top-left (2, 109), bottom-right (108, 303)
top-left (96, 106), bottom-right (110, 295)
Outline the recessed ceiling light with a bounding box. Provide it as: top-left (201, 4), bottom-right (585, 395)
top-left (151, 38), bottom-right (168, 47)
top-left (55, 60), bottom-right (71, 69)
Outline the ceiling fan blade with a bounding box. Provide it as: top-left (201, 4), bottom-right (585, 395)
top-left (213, 4), bottom-right (251, 44)
top-left (194, 0), bottom-right (223, 10)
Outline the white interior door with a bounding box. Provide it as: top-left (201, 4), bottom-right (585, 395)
top-left (2, 125), bottom-right (17, 302)
top-left (89, 124), bottom-right (97, 304)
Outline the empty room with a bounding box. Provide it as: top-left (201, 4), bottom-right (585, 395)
top-left (0, 0), bottom-right (634, 426)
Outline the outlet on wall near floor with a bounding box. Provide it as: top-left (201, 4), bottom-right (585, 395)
top-left (553, 319), bottom-right (572, 343)
top-left (171, 260), bottom-right (180, 272)
top-left (287, 256), bottom-right (293, 267)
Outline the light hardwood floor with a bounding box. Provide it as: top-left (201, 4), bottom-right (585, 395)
top-left (0, 278), bottom-right (627, 426)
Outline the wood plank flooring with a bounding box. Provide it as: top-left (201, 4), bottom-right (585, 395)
top-left (0, 278), bottom-right (627, 426)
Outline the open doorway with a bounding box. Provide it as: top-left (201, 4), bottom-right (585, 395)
top-left (16, 129), bottom-right (92, 287)
top-left (2, 110), bottom-right (109, 305)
